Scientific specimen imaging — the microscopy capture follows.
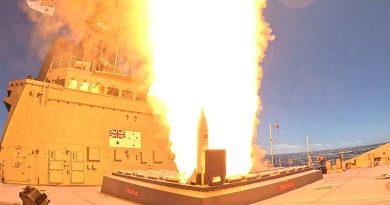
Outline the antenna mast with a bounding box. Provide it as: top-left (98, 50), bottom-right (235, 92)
top-left (306, 135), bottom-right (314, 168)
top-left (269, 123), bottom-right (280, 168)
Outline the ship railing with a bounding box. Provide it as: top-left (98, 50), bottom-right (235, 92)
top-left (49, 55), bottom-right (141, 78)
top-left (91, 60), bottom-right (141, 77)
top-left (49, 55), bottom-right (94, 72)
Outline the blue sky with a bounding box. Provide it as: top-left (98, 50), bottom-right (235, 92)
top-left (259, 0), bottom-right (390, 153)
top-left (0, 0), bottom-right (389, 154)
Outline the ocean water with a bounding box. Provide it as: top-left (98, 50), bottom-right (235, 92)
top-left (264, 143), bottom-right (386, 168)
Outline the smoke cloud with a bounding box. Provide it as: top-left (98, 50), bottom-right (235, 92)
top-left (251, 143), bottom-right (267, 171)
top-left (19, 0), bottom-right (151, 77)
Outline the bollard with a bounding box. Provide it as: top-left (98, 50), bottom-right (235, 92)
top-left (326, 160), bottom-right (332, 171)
top-left (336, 158), bottom-right (342, 170)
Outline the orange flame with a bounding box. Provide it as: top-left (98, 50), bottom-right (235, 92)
top-left (148, 0), bottom-right (273, 182)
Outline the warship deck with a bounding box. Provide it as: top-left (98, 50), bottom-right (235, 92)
top-left (1, 165), bottom-right (390, 205)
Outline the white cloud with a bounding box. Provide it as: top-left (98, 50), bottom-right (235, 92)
top-left (270, 142), bottom-right (332, 154)
top-left (339, 139), bottom-right (363, 148)
top-left (311, 143), bottom-right (332, 149)
top-left (311, 143), bottom-right (322, 147)
top-left (272, 144), bottom-right (305, 154)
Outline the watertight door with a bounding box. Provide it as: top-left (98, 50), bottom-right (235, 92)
top-left (70, 151), bottom-right (84, 184)
top-left (48, 149), bottom-right (64, 184)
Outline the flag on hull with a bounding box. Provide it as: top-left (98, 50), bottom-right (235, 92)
top-left (109, 129), bottom-right (142, 149)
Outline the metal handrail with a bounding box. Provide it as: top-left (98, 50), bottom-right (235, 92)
top-left (49, 55), bottom-right (93, 71)
top-left (49, 55), bottom-right (142, 78)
